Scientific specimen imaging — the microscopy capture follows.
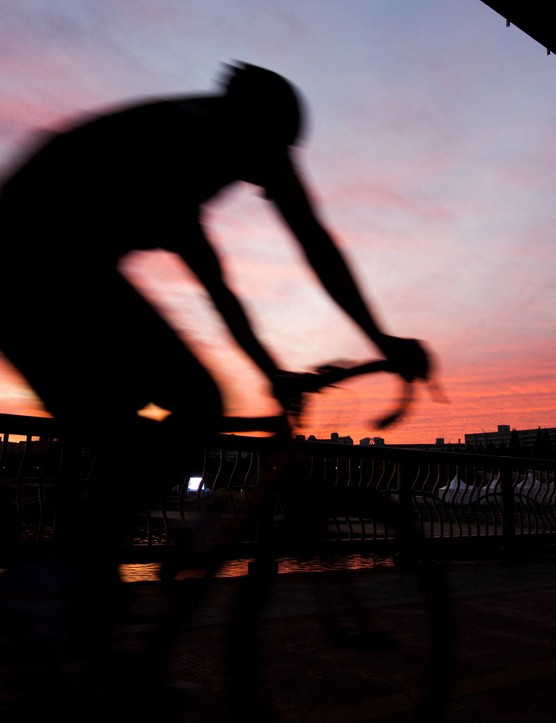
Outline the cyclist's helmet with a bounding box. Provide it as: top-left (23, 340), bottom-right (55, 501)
top-left (223, 62), bottom-right (305, 147)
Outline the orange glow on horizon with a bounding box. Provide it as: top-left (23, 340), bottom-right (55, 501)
top-left (2, 350), bottom-right (555, 447)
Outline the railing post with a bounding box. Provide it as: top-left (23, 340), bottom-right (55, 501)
top-left (395, 457), bottom-right (417, 569)
top-left (499, 458), bottom-right (516, 561)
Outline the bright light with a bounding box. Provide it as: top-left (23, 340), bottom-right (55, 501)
top-left (187, 476), bottom-right (204, 492)
top-left (136, 402), bottom-right (172, 421)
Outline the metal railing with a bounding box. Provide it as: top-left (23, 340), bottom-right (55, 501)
top-left (2, 413), bottom-right (556, 565)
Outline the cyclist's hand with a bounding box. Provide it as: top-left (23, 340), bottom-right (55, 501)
top-left (378, 336), bottom-right (431, 383)
top-left (271, 369), bottom-right (319, 418)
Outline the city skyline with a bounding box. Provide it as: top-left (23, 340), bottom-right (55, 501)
top-left (1, 1), bottom-right (555, 444)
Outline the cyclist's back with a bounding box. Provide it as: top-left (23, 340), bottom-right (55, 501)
top-left (1, 98), bottom-right (249, 265)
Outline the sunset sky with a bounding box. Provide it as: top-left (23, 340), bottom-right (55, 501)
top-left (1, 1), bottom-right (555, 444)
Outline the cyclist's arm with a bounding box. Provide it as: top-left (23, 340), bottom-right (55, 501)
top-left (266, 164), bottom-right (428, 379)
top-left (174, 222), bottom-right (310, 413)
top-left (175, 224), bottom-right (282, 380)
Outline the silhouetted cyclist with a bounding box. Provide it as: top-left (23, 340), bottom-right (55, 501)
top-left (0, 62), bottom-right (432, 666)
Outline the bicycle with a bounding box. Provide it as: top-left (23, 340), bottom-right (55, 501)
top-left (0, 356), bottom-right (454, 723)
top-left (127, 356), bottom-right (455, 723)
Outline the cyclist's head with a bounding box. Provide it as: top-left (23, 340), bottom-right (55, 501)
top-left (222, 62), bottom-right (305, 147)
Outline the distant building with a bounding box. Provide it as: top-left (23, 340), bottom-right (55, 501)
top-left (296, 424), bottom-right (556, 456)
top-left (360, 436), bottom-right (385, 447)
top-left (465, 424), bottom-right (556, 454)
top-left (298, 432), bottom-right (354, 445)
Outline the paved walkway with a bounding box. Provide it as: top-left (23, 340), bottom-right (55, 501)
top-left (1, 554), bottom-right (555, 722)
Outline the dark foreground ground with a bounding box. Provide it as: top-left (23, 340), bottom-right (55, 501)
top-left (1, 553), bottom-right (555, 722)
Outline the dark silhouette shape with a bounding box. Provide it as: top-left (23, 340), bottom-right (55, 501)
top-left (0, 61), bottom-right (436, 717)
top-left (0, 60), bottom-right (431, 528)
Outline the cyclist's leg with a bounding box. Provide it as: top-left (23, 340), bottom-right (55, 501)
top-left (2, 270), bottom-right (223, 627)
